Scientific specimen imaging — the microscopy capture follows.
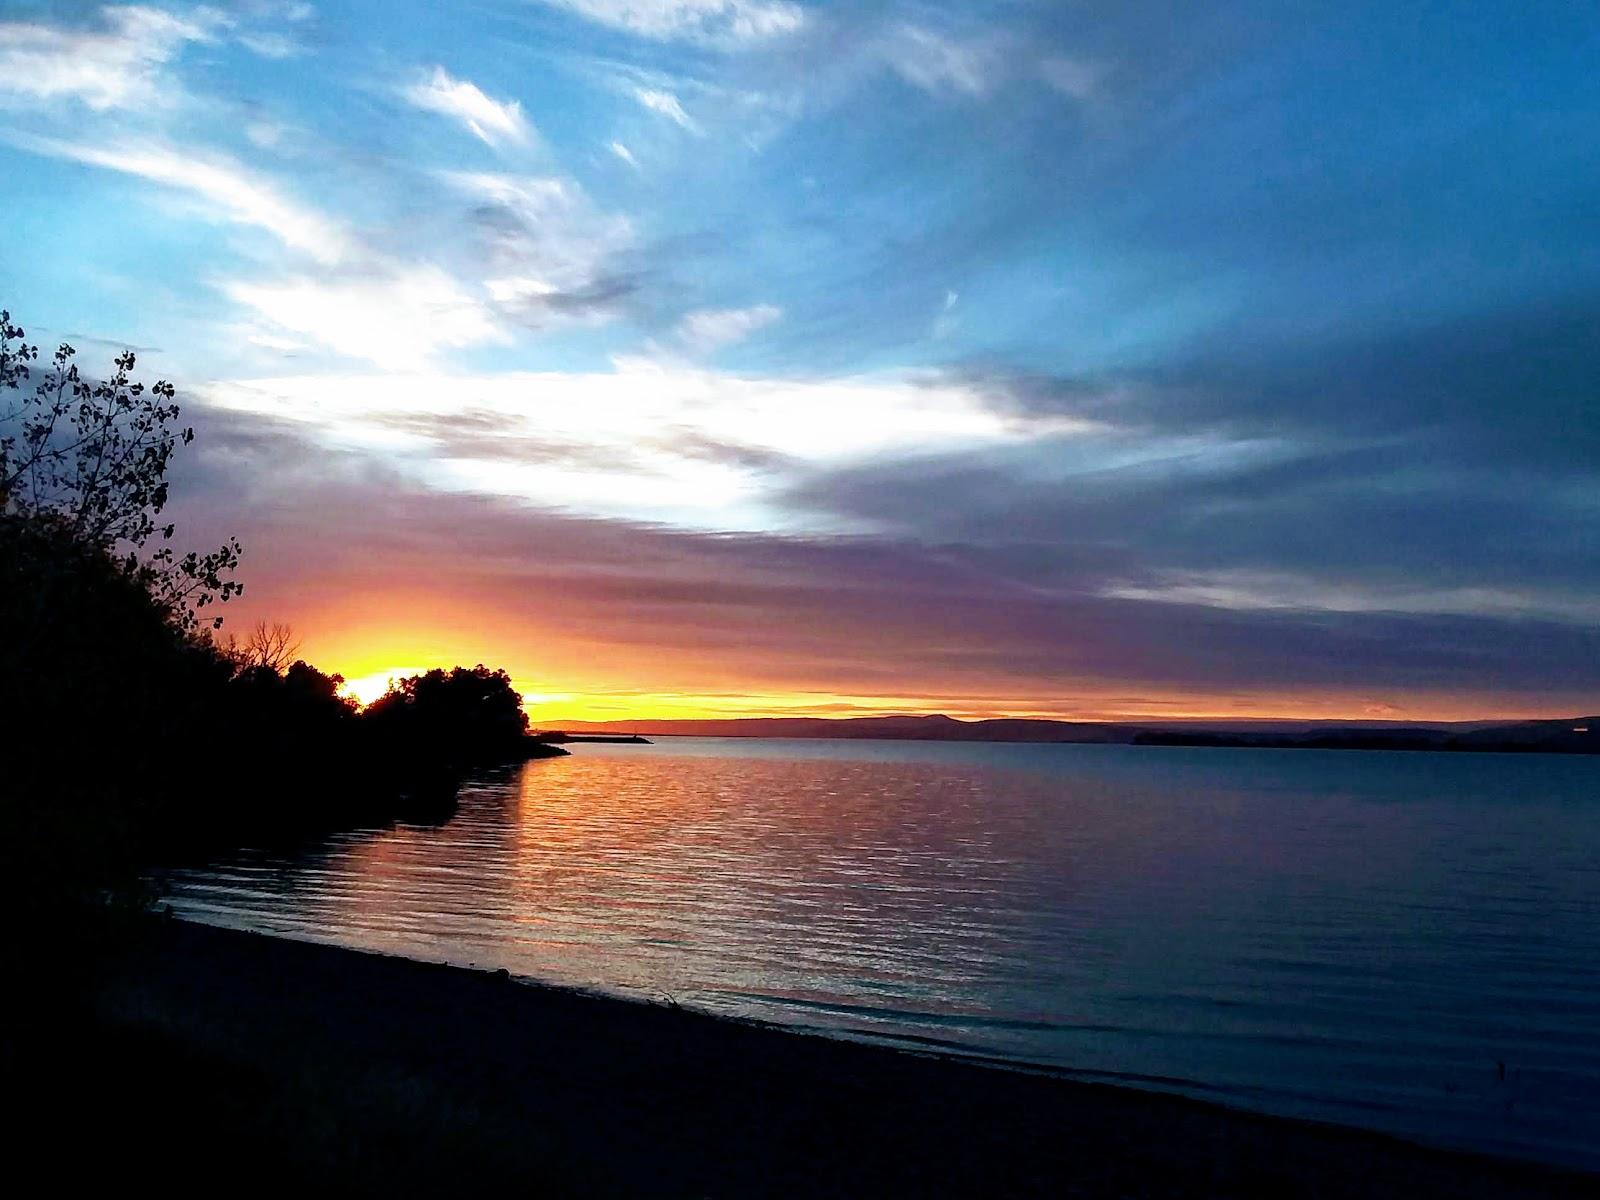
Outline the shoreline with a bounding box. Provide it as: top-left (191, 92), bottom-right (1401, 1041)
top-left (43, 918), bottom-right (1595, 1196)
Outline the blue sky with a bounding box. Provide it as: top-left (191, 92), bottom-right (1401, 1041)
top-left (2, 1), bottom-right (1598, 718)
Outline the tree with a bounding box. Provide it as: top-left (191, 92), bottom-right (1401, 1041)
top-left (364, 665), bottom-right (530, 764)
top-left (2, 307), bottom-right (547, 956)
top-left (233, 620), bottom-right (304, 673)
top-left (1, 308), bottom-right (246, 954)
top-left (0, 310), bottom-right (242, 634)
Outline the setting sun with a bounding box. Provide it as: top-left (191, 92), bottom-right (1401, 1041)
top-left (338, 667), bottom-right (427, 708)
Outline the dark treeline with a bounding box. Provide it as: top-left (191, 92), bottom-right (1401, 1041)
top-left (0, 309), bottom-right (558, 949)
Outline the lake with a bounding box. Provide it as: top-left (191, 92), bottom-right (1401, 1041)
top-left (163, 738), bottom-right (1600, 1170)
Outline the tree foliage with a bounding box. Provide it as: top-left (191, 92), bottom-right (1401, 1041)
top-left (0, 310), bottom-right (242, 632)
top-left (364, 666), bottom-right (530, 765)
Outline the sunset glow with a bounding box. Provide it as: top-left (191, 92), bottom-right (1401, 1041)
top-left (338, 668), bottom-right (430, 708)
top-left (4, 1), bottom-right (1596, 721)
top-left (305, 629), bottom-right (1584, 727)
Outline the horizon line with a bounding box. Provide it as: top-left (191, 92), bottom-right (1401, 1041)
top-left (539, 710), bottom-right (1597, 728)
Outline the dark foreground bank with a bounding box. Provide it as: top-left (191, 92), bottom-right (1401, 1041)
top-left (14, 922), bottom-right (1592, 1198)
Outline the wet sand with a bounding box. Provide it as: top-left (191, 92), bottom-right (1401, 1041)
top-left (25, 919), bottom-right (1594, 1197)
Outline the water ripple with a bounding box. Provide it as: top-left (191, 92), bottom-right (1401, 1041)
top-left (163, 739), bottom-right (1600, 1171)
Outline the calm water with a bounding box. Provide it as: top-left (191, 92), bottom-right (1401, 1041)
top-left (163, 739), bottom-right (1600, 1169)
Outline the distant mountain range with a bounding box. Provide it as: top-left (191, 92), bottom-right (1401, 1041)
top-left (544, 713), bottom-right (1600, 755)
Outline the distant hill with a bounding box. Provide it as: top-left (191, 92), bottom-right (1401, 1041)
top-left (549, 714), bottom-right (1124, 742)
top-left (543, 713), bottom-right (1599, 754)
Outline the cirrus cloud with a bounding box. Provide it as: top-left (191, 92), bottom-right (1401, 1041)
top-left (224, 268), bottom-right (507, 367)
top-left (538, 0), bottom-right (805, 46)
top-left (0, 4), bottom-right (219, 111)
top-left (13, 135), bottom-right (352, 264)
top-left (676, 304), bottom-right (782, 354)
top-left (404, 66), bottom-right (533, 147)
top-left (632, 86), bottom-right (699, 132)
top-left (199, 359), bottom-right (1093, 526)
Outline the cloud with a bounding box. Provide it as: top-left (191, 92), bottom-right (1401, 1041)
top-left (0, 5), bottom-right (219, 111)
top-left (676, 304), bottom-right (781, 354)
top-left (881, 24), bottom-right (996, 98)
top-left (239, 325), bottom-right (309, 355)
top-left (445, 171), bottom-right (635, 322)
top-left (1037, 56), bottom-right (1103, 100)
top-left (632, 87), bottom-right (699, 132)
top-left (229, 2), bottom-right (320, 60)
top-left (405, 66), bottom-right (533, 147)
top-left (224, 268), bottom-right (506, 367)
top-left (863, 22), bottom-right (1106, 106)
top-left (237, 31), bottom-right (301, 59)
top-left (17, 137), bottom-right (351, 264)
top-left (484, 273), bottom-right (639, 320)
top-left (538, 0), bottom-right (804, 46)
top-left (199, 361), bottom-right (1088, 526)
top-left (772, 297), bottom-right (1600, 654)
top-left (1099, 570), bottom-right (1600, 624)
top-left (170, 406), bottom-right (1600, 718)
top-left (609, 140), bottom-right (639, 168)
top-left (781, 422), bottom-right (1600, 611)
top-left (956, 296), bottom-right (1600, 478)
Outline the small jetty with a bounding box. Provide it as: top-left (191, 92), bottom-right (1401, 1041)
top-left (531, 731), bottom-right (653, 745)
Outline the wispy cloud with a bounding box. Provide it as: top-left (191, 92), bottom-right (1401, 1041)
top-left (445, 171), bottom-right (635, 322)
top-left (18, 137), bottom-right (351, 264)
top-left (236, 30), bottom-right (302, 60)
top-left (539, 0), bottom-right (805, 46)
top-left (201, 361), bottom-right (1083, 526)
top-left (1100, 570), bottom-right (1600, 624)
top-left (231, 1), bottom-right (320, 60)
top-left (0, 5), bottom-right (219, 111)
top-left (882, 24), bottom-right (996, 97)
top-left (677, 304), bottom-right (781, 354)
top-left (1038, 56), bottom-right (1103, 101)
top-left (240, 326), bottom-right (309, 355)
top-left (609, 140), bottom-right (639, 168)
top-left (225, 268), bottom-right (506, 368)
top-left (875, 24), bottom-right (1102, 103)
top-left (633, 87), bottom-right (698, 132)
top-left (404, 66), bottom-right (533, 147)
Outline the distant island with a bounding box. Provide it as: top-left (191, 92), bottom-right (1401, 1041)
top-left (553, 713), bottom-right (1600, 755)
top-left (532, 731), bottom-right (652, 745)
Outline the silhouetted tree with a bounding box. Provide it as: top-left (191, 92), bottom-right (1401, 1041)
top-left (0, 311), bottom-right (242, 633)
top-left (2, 308), bottom-right (547, 979)
top-left (364, 666), bottom-right (530, 765)
top-left (232, 620), bottom-right (304, 672)
top-left (1, 310), bottom-right (246, 963)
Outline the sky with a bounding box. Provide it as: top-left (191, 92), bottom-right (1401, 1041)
top-left (1, 0), bottom-right (1597, 722)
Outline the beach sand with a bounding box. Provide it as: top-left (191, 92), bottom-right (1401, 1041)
top-left (17, 919), bottom-right (1592, 1197)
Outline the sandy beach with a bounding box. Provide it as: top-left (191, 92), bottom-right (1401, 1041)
top-left (15, 919), bottom-right (1590, 1197)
